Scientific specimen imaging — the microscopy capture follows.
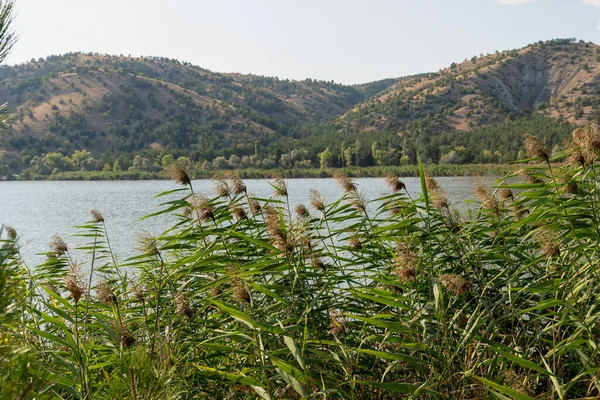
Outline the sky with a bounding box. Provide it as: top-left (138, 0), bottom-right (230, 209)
top-left (6, 0), bottom-right (600, 84)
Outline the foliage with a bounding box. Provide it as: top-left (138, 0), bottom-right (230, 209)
top-left (4, 125), bottom-right (600, 398)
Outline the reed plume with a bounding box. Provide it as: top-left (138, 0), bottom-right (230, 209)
top-left (139, 234), bottom-right (160, 256)
top-left (572, 124), bottom-right (600, 152)
top-left (49, 234), bottom-right (68, 256)
top-left (425, 173), bottom-right (449, 209)
top-left (348, 234), bottom-right (362, 250)
top-left (5, 225), bottom-right (16, 239)
top-left (96, 281), bottom-right (117, 305)
top-left (328, 309), bottom-right (345, 337)
top-left (473, 180), bottom-right (498, 212)
top-left (384, 173), bottom-right (406, 192)
top-left (394, 240), bottom-right (418, 282)
top-left (294, 204), bottom-right (309, 219)
top-left (90, 209), bottom-right (104, 222)
top-left (230, 204), bottom-right (247, 221)
top-left (333, 173), bottom-right (357, 193)
top-left (265, 212), bottom-right (294, 254)
top-left (438, 274), bottom-right (470, 296)
top-left (232, 280), bottom-right (251, 303)
top-left (498, 188), bottom-right (513, 202)
top-left (524, 135), bottom-right (549, 162)
top-left (309, 189), bottom-right (326, 212)
top-left (119, 324), bottom-right (136, 347)
top-left (65, 264), bottom-right (84, 303)
top-left (228, 173), bottom-right (247, 195)
top-left (213, 175), bottom-right (231, 198)
top-left (166, 164), bottom-right (191, 186)
top-left (176, 292), bottom-right (195, 320)
top-left (192, 195), bottom-right (215, 222)
top-left (249, 196), bottom-right (262, 214)
top-left (272, 177), bottom-right (288, 197)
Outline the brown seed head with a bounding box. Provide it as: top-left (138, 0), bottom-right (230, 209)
top-left (572, 124), bottom-right (600, 152)
top-left (96, 281), bottom-right (117, 305)
top-left (49, 235), bottom-right (68, 256)
top-left (425, 173), bottom-right (439, 191)
top-left (309, 189), bottom-right (326, 212)
top-left (524, 136), bottom-right (549, 161)
top-left (394, 240), bottom-right (418, 282)
top-left (384, 174), bottom-right (406, 193)
top-left (566, 141), bottom-right (588, 167)
top-left (557, 172), bottom-right (579, 195)
top-left (166, 164), bottom-right (191, 186)
top-left (536, 229), bottom-right (561, 257)
top-left (396, 266), bottom-right (416, 283)
top-left (311, 257), bottom-right (326, 271)
top-left (90, 209), bottom-right (104, 222)
top-left (438, 274), bottom-right (471, 296)
top-left (517, 169), bottom-right (543, 184)
top-left (387, 199), bottom-right (405, 216)
top-left (348, 235), bottom-right (362, 250)
top-left (192, 195), bottom-right (215, 222)
top-left (294, 204), bottom-right (309, 219)
top-left (498, 188), bottom-right (513, 202)
top-left (65, 265), bottom-right (84, 303)
top-left (473, 181), bottom-right (499, 211)
top-left (176, 292), bottom-right (195, 320)
top-left (139, 234), bottom-right (159, 256)
top-left (431, 191), bottom-right (449, 209)
top-left (213, 176), bottom-right (231, 198)
top-left (328, 309), bottom-right (345, 336)
top-left (249, 199), bottom-right (262, 215)
top-left (272, 177), bottom-right (288, 197)
top-left (211, 286), bottom-right (222, 297)
top-left (229, 174), bottom-right (247, 195)
top-left (130, 283), bottom-right (147, 303)
top-left (265, 212), bottom-right (294, 254)
top-left (334, 173), bottom-right (357, 193)
top-left (230, 204), bottom-right (247, 221)
top-left (5, 226), bottom-right (16, 240)
top-left (349, 192), bottom-right (368, 214)
top-left (564, 182), bottom-right (578, 194)
top-left (232, 280), bottom-right (251, 303)
top-left (119, 324), bottom-right (136, 347)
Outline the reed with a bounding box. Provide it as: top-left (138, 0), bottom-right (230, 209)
top-left (4, 125), bottom-right (600, 398)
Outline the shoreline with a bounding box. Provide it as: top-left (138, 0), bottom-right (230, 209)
top-left (4, 164), bottom-right (516, 181)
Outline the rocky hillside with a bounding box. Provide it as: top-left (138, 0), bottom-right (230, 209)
top-left (0, 39), bottom-right (598, 175)
top-left (340, 39), bottom-right (600, 135)
top-left (0, 53), bottom-right (396, 163)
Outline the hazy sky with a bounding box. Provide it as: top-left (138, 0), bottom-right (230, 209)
top-left (6, 0), bottom-right (600, 84)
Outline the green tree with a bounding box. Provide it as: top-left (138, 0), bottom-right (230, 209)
top-left (318, 147), bottom-right (333, 169)
top-left (113, 160), bottom-right (122, 172)
top-left (343, 147), bottom-right (354, 167)
top-left (71, 149), bottom-right (92, 170)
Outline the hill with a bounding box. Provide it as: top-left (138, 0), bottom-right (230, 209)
top-left (0, 39), bottom-right (597, 177)
top-left (324, 38), bottom-right (597, 164)
top-left (0, 53), bottom-right (397, 175)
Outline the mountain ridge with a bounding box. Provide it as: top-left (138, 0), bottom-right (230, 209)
top-left (0, 38), bottom-right (595, 176)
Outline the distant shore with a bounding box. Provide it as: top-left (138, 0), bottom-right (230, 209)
top-left (6, 164), bottom-right (517, 181)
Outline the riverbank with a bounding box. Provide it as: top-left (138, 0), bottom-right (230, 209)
top-left (12, 164), bottom-right (516, 181)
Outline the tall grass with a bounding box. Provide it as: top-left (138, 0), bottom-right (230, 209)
top-left (3, 125), bottom-right (600, 398)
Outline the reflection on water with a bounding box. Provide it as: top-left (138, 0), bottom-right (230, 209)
top-left (0, 177), bottom-right (497, 265)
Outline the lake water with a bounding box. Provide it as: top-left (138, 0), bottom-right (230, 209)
top-left (0, 177), bottom-right (493, 266)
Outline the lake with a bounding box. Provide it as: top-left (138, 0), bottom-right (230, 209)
top-left (0, 177), bottom-right (494, 266)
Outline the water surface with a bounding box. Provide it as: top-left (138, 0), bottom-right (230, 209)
top-left (0, 177), bottom-right (492, 265)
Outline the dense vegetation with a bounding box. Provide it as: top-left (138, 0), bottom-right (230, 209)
top-left (3, 124), bottom-right (600, 398)
top-left (1, 38), bottom-right (599, 179)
